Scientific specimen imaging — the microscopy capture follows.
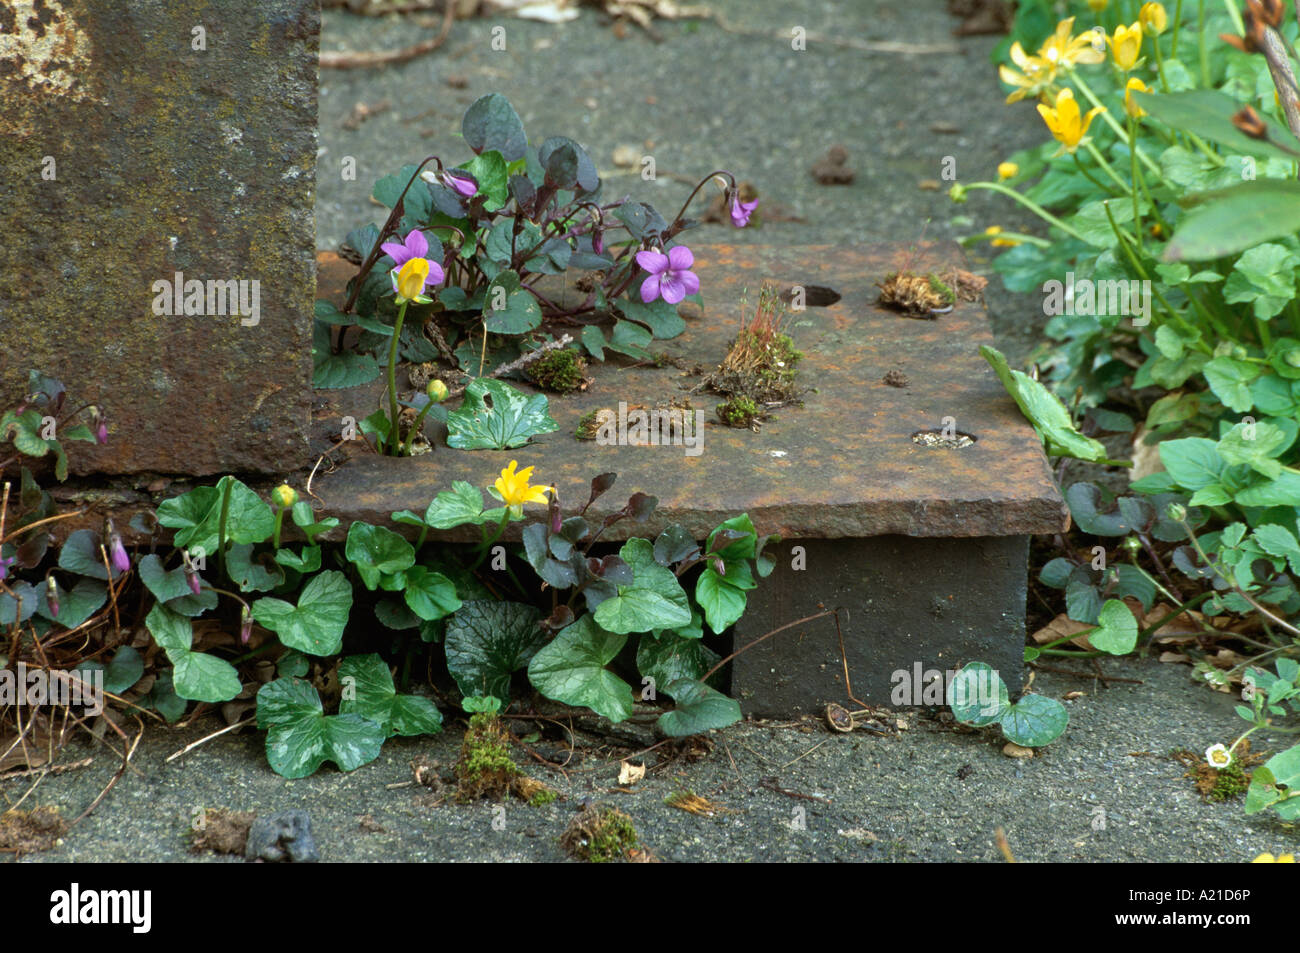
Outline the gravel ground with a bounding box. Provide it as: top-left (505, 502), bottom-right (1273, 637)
top-left (3, 658), bottom-right (1295, 863)
top-left (4, 2), bottom-right (1295, 864)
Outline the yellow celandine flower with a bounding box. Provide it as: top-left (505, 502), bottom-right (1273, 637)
top-left (1252, 853), bottom-right (1297, 862)
top-left (1124, 77), bottom-right (1152, 118)
top-left (1109, 22), bottom-right (1143, 70)
top-left (984, 226), bottom-right (1020, 247)
top-left (1139, 2), bottom-right (1168, 36)
top-left (998, 161), bottom-right (1019, 179)
top-left (1088, 0), bottom-right (1108, 12)
top-left (494, 460), bottom-right (551, 509)
top-left (1037, 88), bottom-right (1105, 155)
top-left (395, 257), bottom-right (430, 301)
top-left (999, 43), bottom-right (1056, 103)
top-left (1039, 17), bottom-right (1106, 70)
top-left (999, 18), bottom-right (1103, 103)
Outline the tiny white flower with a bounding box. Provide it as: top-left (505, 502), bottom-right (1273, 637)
top-left (1206, 743), bottom-right (1232, 769)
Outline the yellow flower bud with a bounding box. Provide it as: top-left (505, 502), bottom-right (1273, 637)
top-left (272, 484), bottom-right (298, 509)
top-left (1087, 0), bottom-right (1108, 11)
top-left (1124, 77), bottom-right (1151, 118)
top-left (427, 379), bottom-right (448, 402)
top-left (1139, 2), bottom-right (1167, 35)
top-left (1108, 22), bottom-right (1143, 70)
top-left (984, 226), bottom-right (1020, 248)
top-left (997, 161), bottom-right (1019, 179)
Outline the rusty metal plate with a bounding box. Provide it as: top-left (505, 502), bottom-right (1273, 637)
top-left (0, 0), bottom-right (319, 476)
top-left (310, 242), bottom-right (1068, 541)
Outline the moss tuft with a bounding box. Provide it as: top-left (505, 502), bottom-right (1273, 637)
top-left (716, 395), bottom-right (759, 428)
top-left (526, 348), bottom-right (586, 393)
top-left (454, 712), bottom-right (519, 801)
top-left (561, 805), bottom-right (640, 862)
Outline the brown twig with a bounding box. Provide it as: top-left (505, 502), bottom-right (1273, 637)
top-left (164, 717), bottom-right (255, 763)
top-left (994, 826), bottom-right (1017, 863)
top-left (759, 776), bottom-right (831, 804)
top-left (701, 609), bottom-right (836, 682)
top-left (1028, 662), bottom-right (1144, 685)
top-left (444, 334), bottom-right (575, 401)
top-left (0, 756), bottom-right (92, 782)
top-left (320, 3), bottom-right (455, 68)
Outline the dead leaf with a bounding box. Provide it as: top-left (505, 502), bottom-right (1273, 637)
top-left (1031, 613), bottom-right (1093, 648)
top-left (617, 760), bottom-right (646, 785)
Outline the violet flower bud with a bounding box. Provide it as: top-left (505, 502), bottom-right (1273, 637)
top-left (185, 565), bottom-right (203, 597)
top-left (91, 406), bottom-right (108, 445)
top-left (0, 555), bottom-right (13, 582)
top-left (592, 227), bottom-right (605, 256)
top-left (105, 520), bottom-right (130, 574)
top-left (440, 170), bottom-right (478, 198)
top-left (711, 556), bottom-right (726, 576)
top-left (46, 576), bottom-right (60, 619)
top-left (240, 605), bottom-right (253, 645)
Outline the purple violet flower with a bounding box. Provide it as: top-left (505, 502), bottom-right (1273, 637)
top-left (442, 170), bottom-right (479, 198)
top-left (730, 194), bottom-right (759, 228)
top-left (91, 407), bottom-right (108, 445)
top-left (0, 554), bottom-right (14, 582)
top-left (109, 532), bottom-right (130, 574)
top-left (636, 246), bottom-right (700, 305)
top-left (380, 228), bottom-right (430, 269)
top-left (240, 606), bottom-right (253, 645)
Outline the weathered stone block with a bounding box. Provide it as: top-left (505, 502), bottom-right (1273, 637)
top-left (729, 536), bottom-right (1030, 716)
top-left (0, 0), bottom-right (319, 475)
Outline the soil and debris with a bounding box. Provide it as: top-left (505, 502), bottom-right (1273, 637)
top-left (882, 369), bottom-right (910, 388)
top-left (810, 144), bottom-right (855, 185)
top-left (877, 271), bottom-right (955, 318)
top-left (0, 806), bottom-right (67, 855)
top-left (189, 808), bottom-right (255, 856)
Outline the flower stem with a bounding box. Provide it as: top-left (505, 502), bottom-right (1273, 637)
top-left (217, 477), bottom-right (231, 582)
top-left (667, 170), bottom-right (735, 231)
top-left (1127, 117), bottom-right (1143, 253)
top-left (1171, 0), bottom-right (1183, 57)
top-left (1152, 30), bottom-right (1170, 92)
top-left (273, 507), bottom-right (285, 551)
top-left (386, 299), bottom-right (410, 455)
top-left (961, 181), bottom-right (1092, 244)
top-left (1069, 68), bottom-right (1165, 178)
top-left (1197, 0), bottom-right (1210, 87)
top-left (403, 400), bottom-right (438, 456)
